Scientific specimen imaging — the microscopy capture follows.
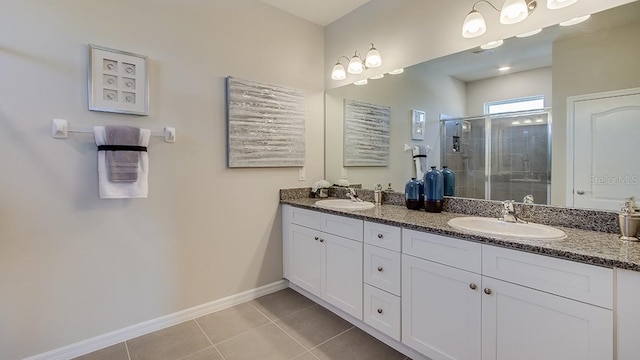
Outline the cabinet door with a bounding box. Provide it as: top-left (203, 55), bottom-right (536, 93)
top-left (289, 224), bottom-right (322, 297)
top-left (323, 233), bottom-right (363, 320)
top-left (402, 254), bottom-right (482, 360)
top-left (617, 268), bottom-right (640, 360)
top-left (481, 277), bottom-right (613, 360)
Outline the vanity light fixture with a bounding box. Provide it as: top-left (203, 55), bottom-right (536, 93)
top-left (462, 0), bottom-right (579, 38)
top-left (331, 43), bottom-right (382, 81)
top-left (559, 14), bottom-right (590, 26)
top-left (388, 68), bottom-right (404, 75)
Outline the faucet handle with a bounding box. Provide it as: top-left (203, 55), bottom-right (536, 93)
top-left (502, 200), bottom-right (515, 212)
top-left (523, 195), bottom-right (534, 204)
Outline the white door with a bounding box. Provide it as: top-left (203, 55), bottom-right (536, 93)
top-left (481, 278), bottom-right (613, 360)
top-left (289, 224), bottom-right (322, 297)
top-left (571, 88), bottom-right (640, 210)
top-left (322, 233), bottom-right (363, 320)
top-left (402, 254), bottom-right (482, 360)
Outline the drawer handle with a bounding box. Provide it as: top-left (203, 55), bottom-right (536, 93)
top-left (484, 288), bottom-right (492, 295)
top-left (377, 266), bottom-right (383, 272)
top-left (319, 238), bottom-right (325, 243)
top-left (377, 308), bottom-right (383, 314)
top-left (314, 237), bottom-right (319, 241)
top-left (469, 283), bottom-right (477, 290)
top-left (377, 233), bottom-right (384, 239)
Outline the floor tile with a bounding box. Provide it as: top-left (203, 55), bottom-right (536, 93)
top-left (291, 351), bottom-right (320, 360)
top-left (179, 347), bottom-right (223, 360)
top-left (216, 322), bottom-right (306, 360)
top-left (311, 327), bottom-right (406, 360)
top-left (275, 305), bottom-right (353, 349)
top-left (127, 321), bottom-right (211, 360)
top-left (250, 288), bottom-right (315, 320)
top-left (196, 302), bottom-right (270, 344)
top-left (72, 342), bottom-right (129, 360)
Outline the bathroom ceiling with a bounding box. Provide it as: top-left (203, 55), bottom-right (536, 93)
top-left (260, 0), bottom-right (371, 26)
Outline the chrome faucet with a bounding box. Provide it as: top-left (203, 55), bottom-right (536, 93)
top-left (520, 194), bottom-right (535, 221)
top-left (500, 200), bottom-right (519, 223)
top-left (500, 195), bottom-right (534, 223)
top-left (347, 187), bottom-right (363, 202)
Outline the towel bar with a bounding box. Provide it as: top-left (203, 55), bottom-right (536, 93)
top-left (51, 119), bottom-right (176, 143)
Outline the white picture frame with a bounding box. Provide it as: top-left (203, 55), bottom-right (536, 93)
top-left (412, 110), bottom-right (426, 140)
top-left (88, 44), bottom-right (149, 116)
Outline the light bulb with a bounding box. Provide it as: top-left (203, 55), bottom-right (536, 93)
top-left (365, 44), bottom-right (382, 68)
top-left (347, 54), bottom-right (364, 74)
top-left (462, 10), bottom-right (486, 38)
top-left (331, 63), bottom-right (346, 80)
top-left (547, 0), bottom-right (578, 10)
top-left (500, 0), bottom-right (529, 25)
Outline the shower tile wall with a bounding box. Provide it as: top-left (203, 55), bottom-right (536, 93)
top-left (442, 118), bottom-right (486, 199)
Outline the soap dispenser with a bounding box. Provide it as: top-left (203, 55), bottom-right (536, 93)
top-left (619, 196), bottom-right (640, 241)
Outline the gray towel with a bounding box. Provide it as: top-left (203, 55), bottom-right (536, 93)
top-left (105, 125), bottom-right (141, 182)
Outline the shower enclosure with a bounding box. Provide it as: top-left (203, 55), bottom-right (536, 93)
top-left (441, 110), bottom-right (551, 204)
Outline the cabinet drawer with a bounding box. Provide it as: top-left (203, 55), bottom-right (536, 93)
top-left (402, 229), bottom-right (482, 274)
top-left (364, 244), bottom-right (401, 296)
top-left (321, 212), bottom-right (363, 242)
top-left (483, 245), bottom-right (613, 309)
top-left (364, 221), bottom-right (401, 251)
top-left (288, 205), bottom-right (322, 229)
top-left (364, 284), bottom-right (401, 341)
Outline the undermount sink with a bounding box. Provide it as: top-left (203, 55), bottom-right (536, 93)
top-left (315, 199), bottom-right (375, 211)
top-left (448, 216), bottom-right (567, 240)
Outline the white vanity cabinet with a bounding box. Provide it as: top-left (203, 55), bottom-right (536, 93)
top-left (282, 205), bottom-right (363, 319)
top-left (616, 268), bottom-right (640, 360)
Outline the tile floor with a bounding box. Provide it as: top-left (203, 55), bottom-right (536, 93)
top-left (74, 288), bottom-right (410, 360)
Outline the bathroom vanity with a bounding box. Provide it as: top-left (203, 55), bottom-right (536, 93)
top-left (281, 195), bottom-right (640, 360)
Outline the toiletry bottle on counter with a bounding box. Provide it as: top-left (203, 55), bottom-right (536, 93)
top-left (405, 178), bottom-right (421, 210)
top-left (424, 166), bottom-right (444, 213)
top-left (442, 166), bottom-right (456, 196)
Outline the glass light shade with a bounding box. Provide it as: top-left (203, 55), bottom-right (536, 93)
top-left (500, 0), bottom-right (529, 24)
top-left (347, 55), bottom-right (364, 74)
top-left (331, 63), bottom-right (346, 80)
top-left (462, 10), bottom-right (486, 38)
top-left (547, 0), bottom-right (578, 10)
top-left (559, 14), bottom-right (590, 26)
top-left (365, 45), bottom-right (382, 68)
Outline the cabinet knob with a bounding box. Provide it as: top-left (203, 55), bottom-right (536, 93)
top-left (377, 308), bottom-right (383, 314)
top-left (319, 238), bottom-right (324, 243)
top-left (314, 236), bottom-right (319, 241)
top-left (484, 288), bottom-right (492, 295)
top-left (377, 266), bottom-right (383, 272)
top-left (377, 233), bottom-right (384, 239)
top-left (469, 283), bottom-right (477, 290)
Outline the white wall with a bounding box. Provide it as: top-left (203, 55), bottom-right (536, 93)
top-left (325, 64), bottom-right (466, 190)
top-left (466, 67), bottom-right (553, 116)
top-left (324, 0), bottom-right (634, 89)
top-left (0, 1), bottom-right (324, 358)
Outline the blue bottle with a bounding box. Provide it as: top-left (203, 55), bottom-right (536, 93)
top-left (405, 178), bottom-right (421, 210)
top-left (442, 166), bottom-right (456, 197)
top-left (417, 178), bottom-right (425, 209)
top-left (424, 166), bottom-right (444, 213)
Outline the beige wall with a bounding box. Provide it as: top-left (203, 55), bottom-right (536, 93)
top-left (324, 0), bottom-right (633, 89)
top-left (466, 67), bottom-right (553, 116)
top-left (325, 64), bottom-right (466, 191)
top-left (0, 1), bottom-right (324, 358)
top-left (551, 20), bottom-right (640, 205)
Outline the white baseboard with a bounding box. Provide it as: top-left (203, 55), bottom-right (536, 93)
top-left (25, 280), bottom-right (289, 360)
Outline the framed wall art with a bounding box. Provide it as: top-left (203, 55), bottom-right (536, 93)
top-left (226, 77), bottom-right (305, 168)
top-left (88, 44), bottom-right (149, 115)
top-left (343, 99), bottom-right (390, 167)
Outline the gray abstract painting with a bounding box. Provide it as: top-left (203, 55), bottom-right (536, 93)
top-left (343, 99), bottom-right (390, 167)
top-left (226, 77), bottom-right (305, 167)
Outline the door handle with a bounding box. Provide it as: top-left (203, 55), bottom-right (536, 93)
top-left (576, 189), bottom-right (585, 195)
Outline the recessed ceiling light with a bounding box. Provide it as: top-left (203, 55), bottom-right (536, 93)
top-left (516, 28), bottom-right (542, 37)
top-left (524, 119), bottom-right (532, 124)
top-left (535, 118), bottom-right (544, 123)
top-left (354, 79), bottom-right (368, 86)
top-left (370, 74), bottom-right (385, 80)
top-left (388, 68), bottom-right (404, 75)
top-left (480, 40), bottom-right (504, 50)
top-left (559, 14), bottom-right (591, 26)
top-left (512, 121), bottom-right (521, 125)
top-left (498, 66), bottom-right (511, 71)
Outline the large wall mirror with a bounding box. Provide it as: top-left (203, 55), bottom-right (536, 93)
top-left (325, 1), bottom-right (640, 211)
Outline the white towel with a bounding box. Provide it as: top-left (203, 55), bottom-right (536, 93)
top-left (94, 126), bottom-right (150, 199)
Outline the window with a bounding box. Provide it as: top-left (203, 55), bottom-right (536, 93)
top-left (485, 96), bottom-right (545, 115)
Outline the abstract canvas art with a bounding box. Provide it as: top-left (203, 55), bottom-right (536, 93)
top-left (343, 99), bottom-right (391, 167)
top-left (226, 77), bottom-right (305, 167)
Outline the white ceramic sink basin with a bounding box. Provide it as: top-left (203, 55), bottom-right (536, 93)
top-left (448, 216), bottom-right (567, 240)
top-left (315, 199), bottom-right (375, 211)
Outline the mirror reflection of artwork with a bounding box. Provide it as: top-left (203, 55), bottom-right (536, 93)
top-left (343, 99), bottom-right (390, 167)
top-left (226, 77), bottom-right (305, 168)
top-left (412, 110), bottom-right (426, 140)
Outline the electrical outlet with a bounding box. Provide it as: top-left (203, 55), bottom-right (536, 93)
top-left (298, 167), bottom-right (306, 181)
top-left (341, 168), bottom-right (348, 179)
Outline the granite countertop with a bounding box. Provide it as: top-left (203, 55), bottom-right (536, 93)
top-left (281, 197), bottom-right (640, 272)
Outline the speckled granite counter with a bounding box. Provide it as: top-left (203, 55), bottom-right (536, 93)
top-left (281, 197), bottom-right (640, 272)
